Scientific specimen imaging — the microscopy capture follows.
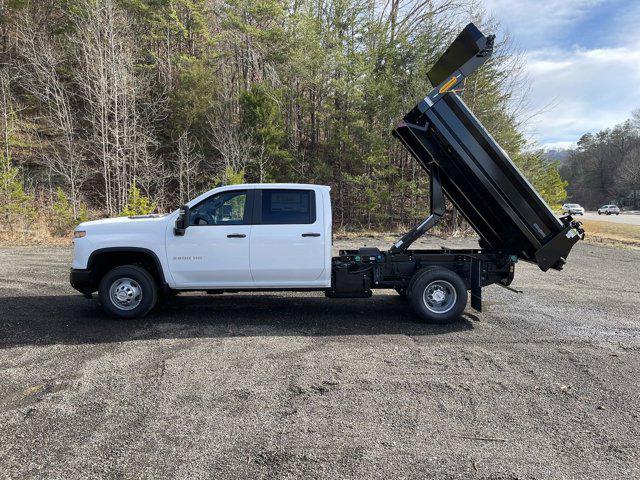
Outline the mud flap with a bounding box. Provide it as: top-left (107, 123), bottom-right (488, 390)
top-left (470, 257), bottom-right (482, 312)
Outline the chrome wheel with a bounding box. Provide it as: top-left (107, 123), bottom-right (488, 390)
top-left (422, 280), bottom-right (457, 314)
top-left (109, 277), bottom-right (142, 311)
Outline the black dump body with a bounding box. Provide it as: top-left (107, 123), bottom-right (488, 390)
top-left (328, 23), bottom-right (584, 311)
top-left (393, 23), bottom-right (583, 271)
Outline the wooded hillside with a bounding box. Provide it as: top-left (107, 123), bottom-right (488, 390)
top-left (560, 111), bottom-right (640, 210)
top-left (0, 0), bottom-right (567, 237)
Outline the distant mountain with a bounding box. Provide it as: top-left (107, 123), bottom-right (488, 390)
top-left (543, 148), bottom-right (572, 165)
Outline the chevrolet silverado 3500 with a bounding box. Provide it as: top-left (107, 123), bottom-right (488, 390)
top-left (70, 23), bottom-right (584, 322)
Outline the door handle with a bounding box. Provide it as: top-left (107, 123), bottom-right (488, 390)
top-left (301, 233), bottom-right (321, 237)
top-left (227, 233), bottom-right (246, 238)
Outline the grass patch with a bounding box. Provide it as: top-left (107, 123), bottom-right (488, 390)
top-left (0, 217), bottom-right (72, 246)
top-left (581, 220), bottom-right (640, 248)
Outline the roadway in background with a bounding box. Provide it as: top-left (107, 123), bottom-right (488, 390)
top-left (581, 212), bottom-right (640, 225)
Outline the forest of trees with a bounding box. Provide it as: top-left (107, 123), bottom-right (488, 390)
top-left (560, 110), bottom-right (640, 210)
top-left (0, 0), bottom-right (568, 238)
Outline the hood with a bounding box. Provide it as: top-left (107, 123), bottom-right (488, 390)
top-left (78, 214), bottom-right (169, 229)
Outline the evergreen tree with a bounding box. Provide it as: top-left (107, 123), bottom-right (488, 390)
top-left (120, 182), bottom-right (157, 216)
top-left (0, 151), bottom-right (36, 231)
top-left (50, 187), bottom-right (88, 236)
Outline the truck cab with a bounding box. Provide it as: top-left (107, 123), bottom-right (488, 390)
top-left (167, 184), bottom-right (331, 288)
top-left (71, 184), bottom-right (333, 316)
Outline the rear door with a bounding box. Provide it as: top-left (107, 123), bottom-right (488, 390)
top-left (250, 188), bottom-right (326, 286)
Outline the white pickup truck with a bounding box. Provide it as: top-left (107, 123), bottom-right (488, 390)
top-left (71, 184), bottom-right (336, 315)
top-left (70, 181), bottom-right (510, 322)
top-left (69, 23), bottom-right (583, 323)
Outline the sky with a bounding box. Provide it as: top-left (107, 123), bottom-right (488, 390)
top-left (482, 0), bottom-right (640, 149)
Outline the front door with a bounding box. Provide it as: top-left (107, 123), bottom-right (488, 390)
top-left (250, 188), bottom-right (326, 286)
top-left (166, 189), bottom-right (253, 287)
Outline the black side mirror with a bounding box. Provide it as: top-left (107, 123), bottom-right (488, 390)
top-left (174, 205), bottom-right (190, 236)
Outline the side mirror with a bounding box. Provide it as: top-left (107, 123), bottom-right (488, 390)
top-left (174, 205), bottom-right (190, 236)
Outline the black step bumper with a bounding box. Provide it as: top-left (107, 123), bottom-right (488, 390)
top-left (70, 268), bottom-right (93, 294)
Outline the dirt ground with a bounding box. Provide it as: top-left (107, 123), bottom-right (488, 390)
top-left (0, 238), bottom-right (639, 479)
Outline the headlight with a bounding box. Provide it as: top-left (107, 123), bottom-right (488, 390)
top-left (74, 230), bottom-right (86, 238)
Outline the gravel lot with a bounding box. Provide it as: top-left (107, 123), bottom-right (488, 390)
top-left (1, 238), bottom-right (639, 479)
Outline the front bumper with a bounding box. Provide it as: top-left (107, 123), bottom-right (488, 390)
top-left (70, 268), bottom-right (93, 294)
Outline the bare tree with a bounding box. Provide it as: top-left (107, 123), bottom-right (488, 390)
top-left (617, 146), bottom-right (640, 209)
top-left (0, 69), bottom-right (12, 168)
top-left (207, 103), bottom-right (255, 182)
top-left (175, 131), bottom-right (203, 204)
top-left (71, 0), bottom-right (158, 215)
top-left (15, 18), bottom-right (86, 216)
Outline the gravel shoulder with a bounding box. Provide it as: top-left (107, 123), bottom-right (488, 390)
top-left (0, 238), bottom-right (639, 479)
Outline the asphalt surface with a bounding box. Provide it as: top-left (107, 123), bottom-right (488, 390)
top-left (1, 239), bottom-right (639, 479)
top-left (582, 212), bottom-right (640, 225)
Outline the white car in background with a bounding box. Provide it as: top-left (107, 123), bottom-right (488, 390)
top-left (561, 203), bottom-right (585, 215)
top-left (597, 205), bottom-right (620, 215)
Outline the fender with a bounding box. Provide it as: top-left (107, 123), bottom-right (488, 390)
top-left (88, 247), bottom-right (168, 287)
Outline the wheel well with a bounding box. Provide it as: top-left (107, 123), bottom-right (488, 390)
top-left (89, 250), bottom-right (163, 289)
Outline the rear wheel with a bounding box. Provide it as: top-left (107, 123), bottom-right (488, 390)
top-left (408, 267), bottom-right (467, 323)
top-left (98, 265), bottom-right (157, 319)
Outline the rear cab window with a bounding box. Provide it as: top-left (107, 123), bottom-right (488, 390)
top-left (255, 189), bottom-right (316, 225)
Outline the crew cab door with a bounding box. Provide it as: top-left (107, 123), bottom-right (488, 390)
top-left (250, 188), bottom-right (326, 286)
top-left (165, 189), bottom-right (253, 287)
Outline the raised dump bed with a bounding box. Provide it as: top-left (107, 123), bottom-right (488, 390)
top-left (393, 23), bottom-right (583, 271)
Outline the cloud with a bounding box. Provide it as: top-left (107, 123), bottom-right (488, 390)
top-left (521, 44), bottom-right (640, 146)
top-left (541, 141), bottom-right (579, 151)
top-left (482, 0), bottom-right (609, 48)
top-left (481, 0), bottom-right (640, 147)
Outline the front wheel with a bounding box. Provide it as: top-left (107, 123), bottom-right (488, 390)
top-left (408, 267), bottom-right (467, 323)
top-left (98, 265), bottom-right (157, 319)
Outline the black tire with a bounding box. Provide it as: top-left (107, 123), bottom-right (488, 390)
top-left (408, 267), bottom-right (467, 323)
top-left (98, 265), bottom-right (157, 319)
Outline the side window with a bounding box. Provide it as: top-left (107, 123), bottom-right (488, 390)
top-left (189, 190), bottom-right (248, 226)
top-left (260, 189), bottom-right (315, 225)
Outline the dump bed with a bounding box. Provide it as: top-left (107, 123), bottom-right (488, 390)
top-left (394, 24), bottom-right (583, 271)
